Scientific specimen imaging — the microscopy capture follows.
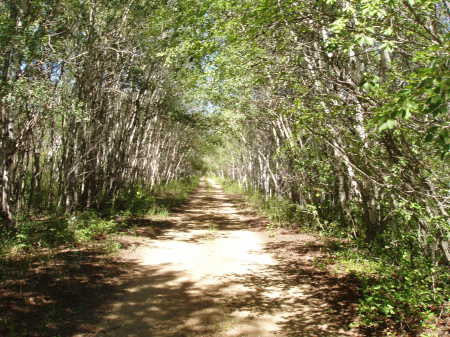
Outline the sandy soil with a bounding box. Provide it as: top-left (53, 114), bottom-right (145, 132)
top-left (83, 178), bottom-right (360, 337)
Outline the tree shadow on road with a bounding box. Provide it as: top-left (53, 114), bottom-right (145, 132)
top-left (1, 182), bottom-right (367, 337)
top-left (0, 248), bottom-right (135, 336)
top-left (1, 248), bottom-right (238, 337)
top-left (219, 240), bottom-right (362, 337)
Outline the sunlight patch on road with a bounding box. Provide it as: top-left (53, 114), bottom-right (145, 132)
top-left (126, 229), bottom-right (276, 280)
top-left (95, 179), bottom-right (356, 337)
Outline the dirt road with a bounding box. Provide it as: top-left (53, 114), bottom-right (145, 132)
top-left (85, 178), bottom-right (359, 337)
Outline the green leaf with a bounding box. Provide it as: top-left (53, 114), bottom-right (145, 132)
top-left (379, 119), bottom-right (397, 131)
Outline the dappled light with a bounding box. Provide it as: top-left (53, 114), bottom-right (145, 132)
top-left (0, 248), bottom-right (131, 336)
top-left (1, 0), bottom-right (448, 335)
top-left (83, 179), bottom-right (361, 337)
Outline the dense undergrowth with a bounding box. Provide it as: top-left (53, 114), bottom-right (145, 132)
top-left (0, 177), bottom-right (199, 256)
top-left (216, 177), bottom-right (449, 337)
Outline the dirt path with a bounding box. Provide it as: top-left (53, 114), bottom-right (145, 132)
top-left (81, 178), bottom-right (359, 337)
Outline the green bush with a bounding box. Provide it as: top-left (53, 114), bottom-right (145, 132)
top-left (10, 217), bottom-right (74, 249)
top-left (68, 212), bottom-right (118, 242)
top-left (358, 256), bottom-right (449, 333)
top-left (330, 239), bottom-right (449, 334)
top-left (113, 177), bottom-right (200, 215)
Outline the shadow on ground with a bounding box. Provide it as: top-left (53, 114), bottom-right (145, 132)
top-left (0, 248), bottom-right (132, 336)
top-left (90, 180), bottom-right (362, 337)
top-left (115, 183), bottom-right (267, 244)
top-left (224, 241), bottom-right (362, 337)
top-left (1, 250), bottom-right (236, 337)
top-left (1, 180), bottom-right (364, 337)
top-left (117, 217), bottom-right (176, 240)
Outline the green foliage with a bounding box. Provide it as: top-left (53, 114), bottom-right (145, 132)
top-left (9, 217), bottom-right (74, 249)
top-left (359, 256), bottom-right (449, 333)
top-left (152, 177), bottom-right (201, 205)
top-left (328, 239), bottom-right (450, 334)
top-left (377, 51), bottom-right (450, 157)
top-left (68, 212), bottom-right (118, 243)
top-left (0, 177), bottom-right (199, 255)
top-left (217, 177), bottom-right (326, 231)
top-left (114, 189), bottom-right (158, 216)
top-left (0, 212), bottom-right (117, 251)
top-left (146, 206), bottom-right (169, 218)
top-left (114, 177), bottom-right (199, 216)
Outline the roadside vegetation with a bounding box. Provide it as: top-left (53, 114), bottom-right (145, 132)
top-left (1, 178), bottom-right (199, 255)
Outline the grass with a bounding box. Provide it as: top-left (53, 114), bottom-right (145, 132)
top-left (146, 206), bottom-right (170, 218)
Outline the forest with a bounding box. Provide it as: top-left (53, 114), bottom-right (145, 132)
top-left (0, 0), bottom-right (449, 336)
